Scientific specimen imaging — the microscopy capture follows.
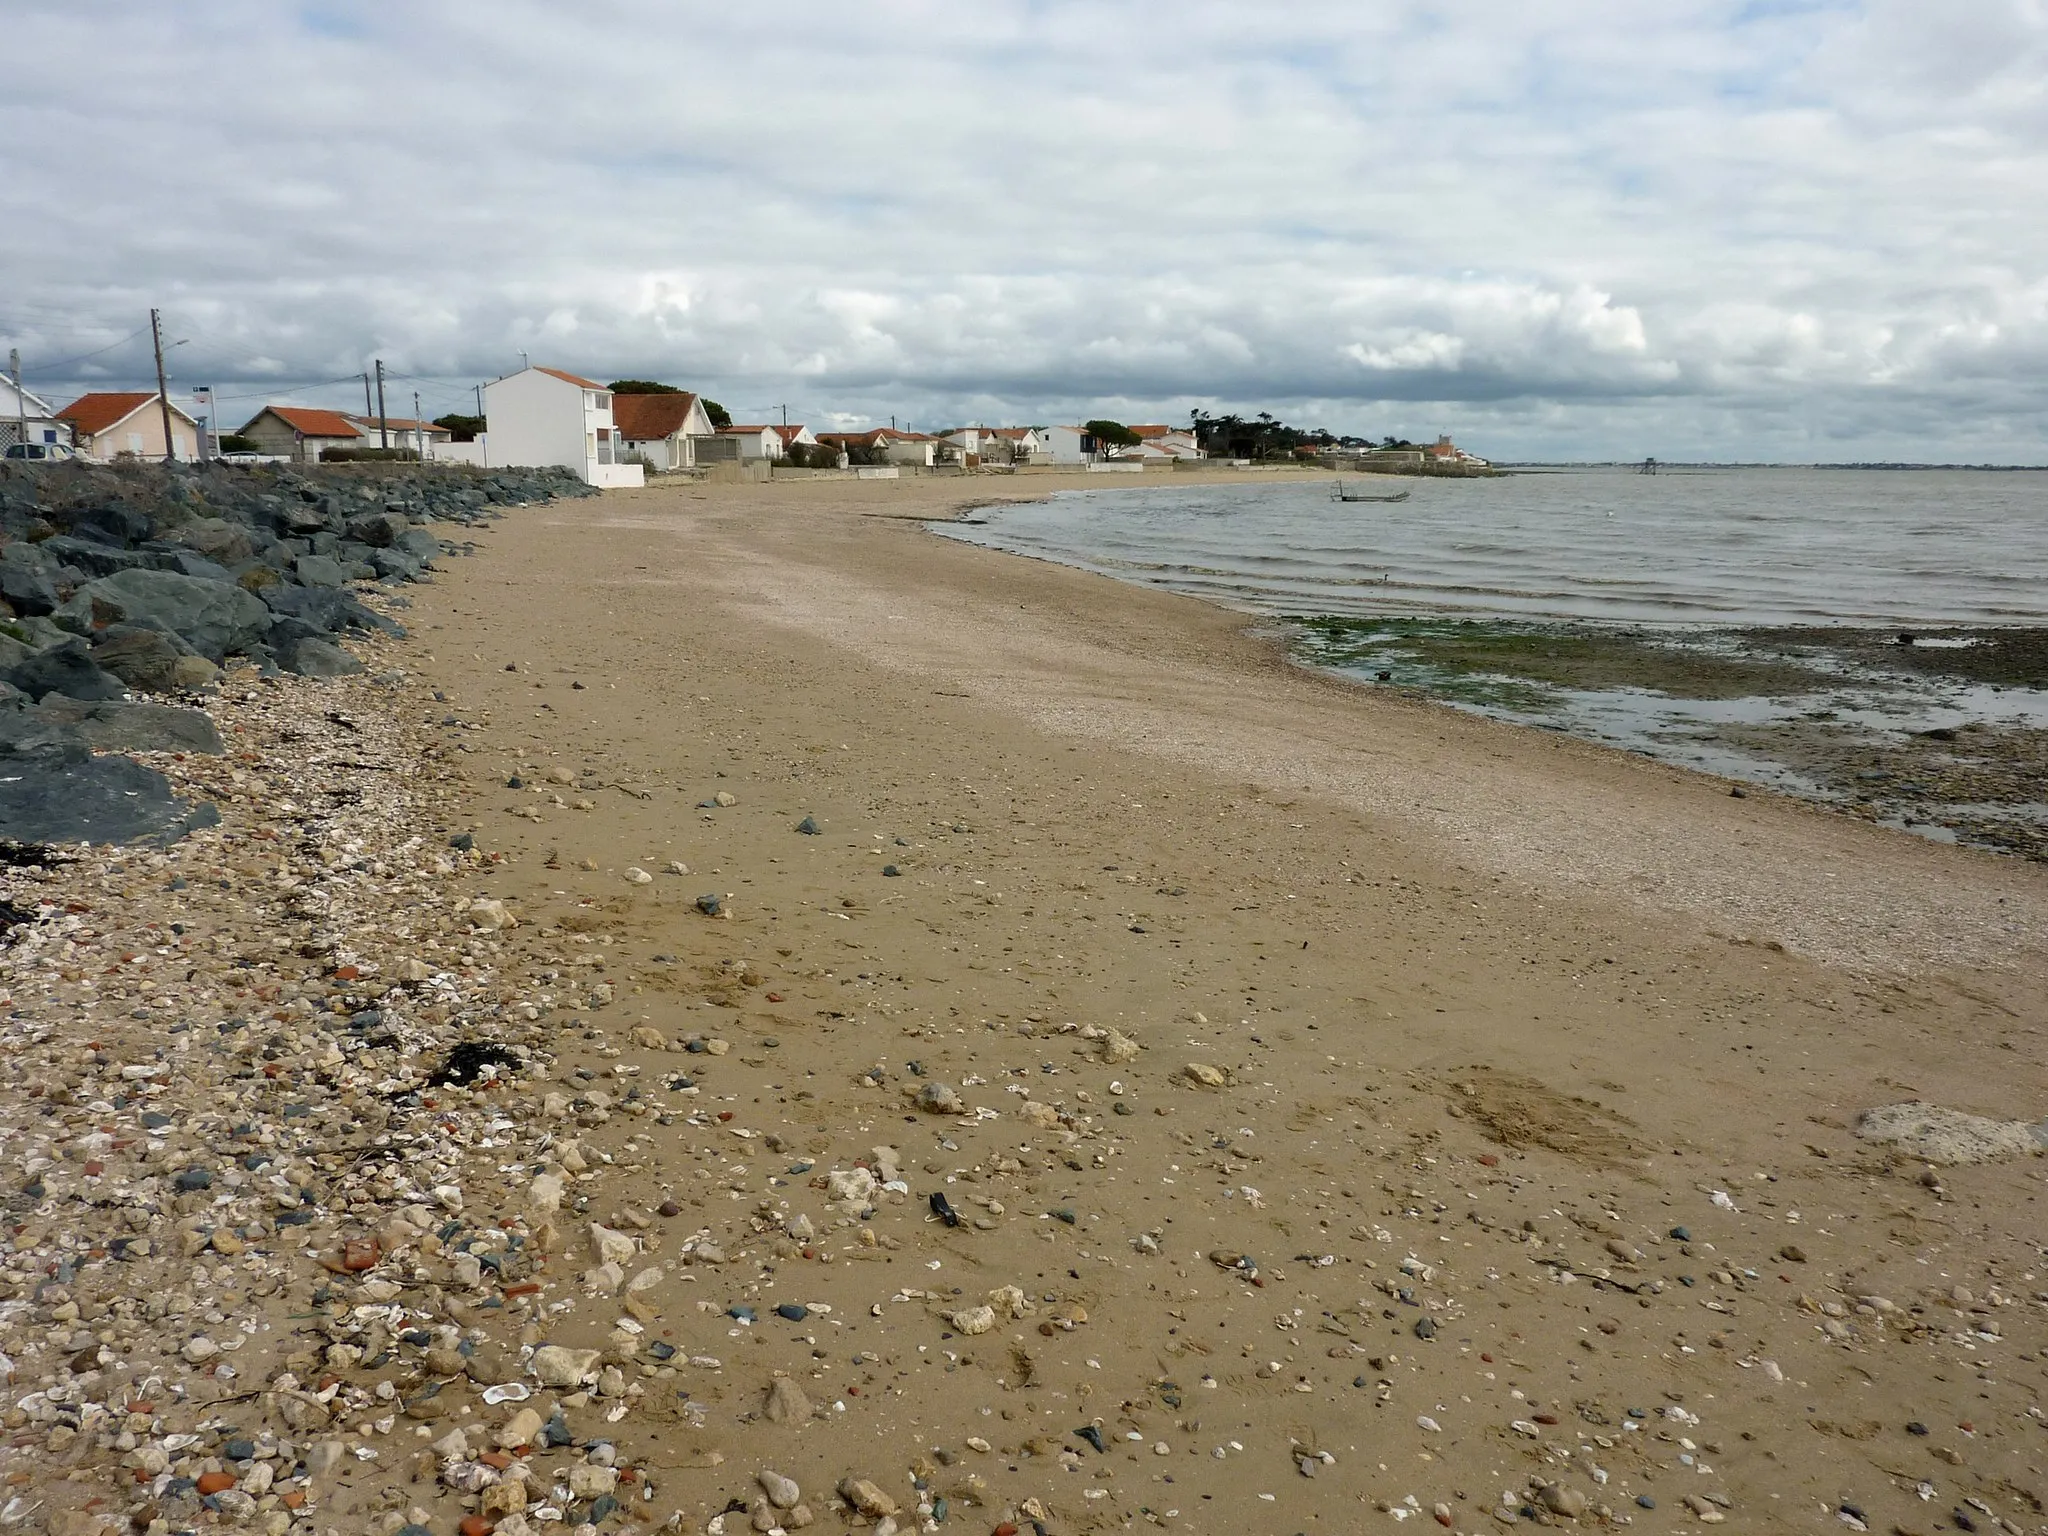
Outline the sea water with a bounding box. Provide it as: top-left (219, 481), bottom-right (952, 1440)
top-left (935, 466), bottom-right (2048, 628)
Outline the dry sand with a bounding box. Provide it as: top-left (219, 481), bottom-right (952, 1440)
top-left (383, 471), bottom-right (2048, 1533)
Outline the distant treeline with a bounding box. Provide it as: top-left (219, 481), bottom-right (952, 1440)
top-left (1190, 411), bottom-right (1413, 461)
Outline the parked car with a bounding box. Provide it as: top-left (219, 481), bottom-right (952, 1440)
top-left (3, 442), bottom-right (77, 461)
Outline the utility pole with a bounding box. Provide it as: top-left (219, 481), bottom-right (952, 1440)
top-left (474, 384), bottom-right (483, 418)
top-left (781, 403), bottom-right (788, 427)
top-left (414, 390), bottom-right (424, 460)
top-left (374, 359), bottom-right (389, 449)
top-left (150, 308), bottom-right (176, 463)
top-left (10, 349), bottom-right (25, 455)
top-left (362, 373), bottom-right (373, 419)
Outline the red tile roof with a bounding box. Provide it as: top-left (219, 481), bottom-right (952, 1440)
top-left (255, 406), bottom-right (361, 438)
top-left (719, 424), bottom-right (774, 435)
top-left (535, 366), bottom-right (603, 389)
top-left (611, 392), bottom-right (703, 441)
top-left (57, 392), bottom-right (158, 436)
top-left (344, 414), bottom-right (447, 436)
top-left (770, 424), bottom-right (809, 445)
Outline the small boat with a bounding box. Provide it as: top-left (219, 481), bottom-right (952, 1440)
top-left (1332, 482), bottom-right (1411, 503)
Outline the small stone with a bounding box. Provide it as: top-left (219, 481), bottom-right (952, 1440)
top-left (1779, 1243), bottom-right (1808, 1263)
top-left (1184, 1062), bottom-right (1228, 1087)
top-left (838, 1477), bottom-right (899, 1518)
top-left (531, 1344), bottom-right (601, 1387)
top-left (759, 1470), bottom-right (802, 1509)
top-left (916, 1081), bottom-right (965, 1115)
top-left (495, 1406), bottom-right (544, 1449)
top-left (1540, 1486), bottom-right (1589, 1517)
top-left (714, 790), bottom-right (738, 807)
top-left (624, 866), bottom-right (652, 884)
top-left (949, 1305), bottom-right (997, 1336)
top-left (763, 1376), bottom-right (812, 1423)
top-left (796, 815), bottom-right (820, 834)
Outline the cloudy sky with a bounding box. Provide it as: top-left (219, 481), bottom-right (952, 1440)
top-left (6, 0), bottom-right (2047, 459)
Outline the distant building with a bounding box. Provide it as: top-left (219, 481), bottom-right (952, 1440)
top-left (612, 391), bottom-right (718, 471)
top-left (1424, 434), bottom-right (1488, 467)
top-left (0, 377), bottom-right (72, 455)
top-left (343, 413), bottom-right (451, 454)
top-left (479, 366), bottom-right (643, 488)
top-left (1035, 426), bottom-right (1100, 465)
top-left (58, 392), bottom-right (200, 461)
top-left (714, 425), bottom-right (788, 462)
top-left (1127, 425), bottom-right (1203, 459)
top-left (817, 428), bottom-right (939, 468)
top-left (238, 405), bottom-right (363, 463)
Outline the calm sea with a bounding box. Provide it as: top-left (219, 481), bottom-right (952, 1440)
top-left (935, 467), bottom-right (2048, 628)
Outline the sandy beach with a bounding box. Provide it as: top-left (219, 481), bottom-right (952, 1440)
top-left (8, 469), bottom-right (2045, 1536)
top-left (400, 473), bottom-right (2047, 1531)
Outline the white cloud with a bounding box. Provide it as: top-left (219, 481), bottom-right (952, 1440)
top-left (2, 0), bottom-right (2046, 458)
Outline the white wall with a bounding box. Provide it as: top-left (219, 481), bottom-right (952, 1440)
top-left (882, 436), bottom-right (935, 467)
top-left (481, 368), bottom-right (638, 485)
top-left (1040, 425), bottom-right (1093, 464)
top-left (430, 437), bottom-right (491, 467)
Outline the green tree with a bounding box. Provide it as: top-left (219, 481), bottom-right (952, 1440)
top-left (702, 399), bottom-right (733, 430)
top-left (434, 413), bottom-right (485, 442)
top-left (607, 380), bottom-right (682, 395)
top-left (1083, 419), bottom-right (1142, 448)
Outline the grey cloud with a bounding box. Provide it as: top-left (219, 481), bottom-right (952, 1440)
top-left (3, 0), bottom-right (2046, 460)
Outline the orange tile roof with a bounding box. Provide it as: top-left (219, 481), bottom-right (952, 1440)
top-left (57, 392), bottom-right (158, 436)
top-left (770, 424), bottom-right (809, 444)
top-left (611, 392), bottom-right (702, 441)
top-left (535, 366), bottom-right (603, 389)
top-left (257, 406), bottom-right (361, 438)
top-left (719, 424), bottom-right (774, 435)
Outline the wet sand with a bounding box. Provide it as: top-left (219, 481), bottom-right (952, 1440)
top-left (405, 472), bottom-right (2048, 1533)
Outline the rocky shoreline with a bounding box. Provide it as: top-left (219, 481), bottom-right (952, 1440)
top-left (1291, 616), bottom-right (2048, 861)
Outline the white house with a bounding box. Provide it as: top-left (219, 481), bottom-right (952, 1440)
top-left (612, 391), bottom-right (717, 470)
top-left (715, 425), bottom-right (787, 461)
top-left (1130, 424), bottom-right (1203, 459)
top-left (0, 377), bottom-right (72, 456)
top-left (1037, 426), bottom-right (1100, 465)
top-left (58, 392), bottom-right (201, 461)
top-left (770, 423), bottom-right (819, 454)
top-left (478, 366), bottom-right (643, 488)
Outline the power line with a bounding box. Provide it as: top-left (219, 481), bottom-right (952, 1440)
top-left (14, 327), bottom-right (153, 378)
top-left (208, 375), bottom-right (372, 404)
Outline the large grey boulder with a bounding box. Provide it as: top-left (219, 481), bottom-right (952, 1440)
top-left (344, 510), bottom-right (408, 547)
top-left (153, 549), bottom-right (236, 582)
top-left (294, 554), bottom-right (349, 589)
top-left (275, 635), bottom-right (362, 677)
top-left (39, 535), bottom-right (150, 580)
top-left (168, 516), bottom-right (254, 565)
top-left (262, 582), bottom-right (392, 635)
top-left (0, 560), bottom-right (59, 617)
top-left (0, 743), bottom-right (219, 846)
top-left (27, 695), bottom-right (224, 754)
top-left (90, 624), bottom-right (197, 694)
top-left (57, 568), bottom-right (271, 662)
top-left (4, 637), bottom-right (127, 702)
